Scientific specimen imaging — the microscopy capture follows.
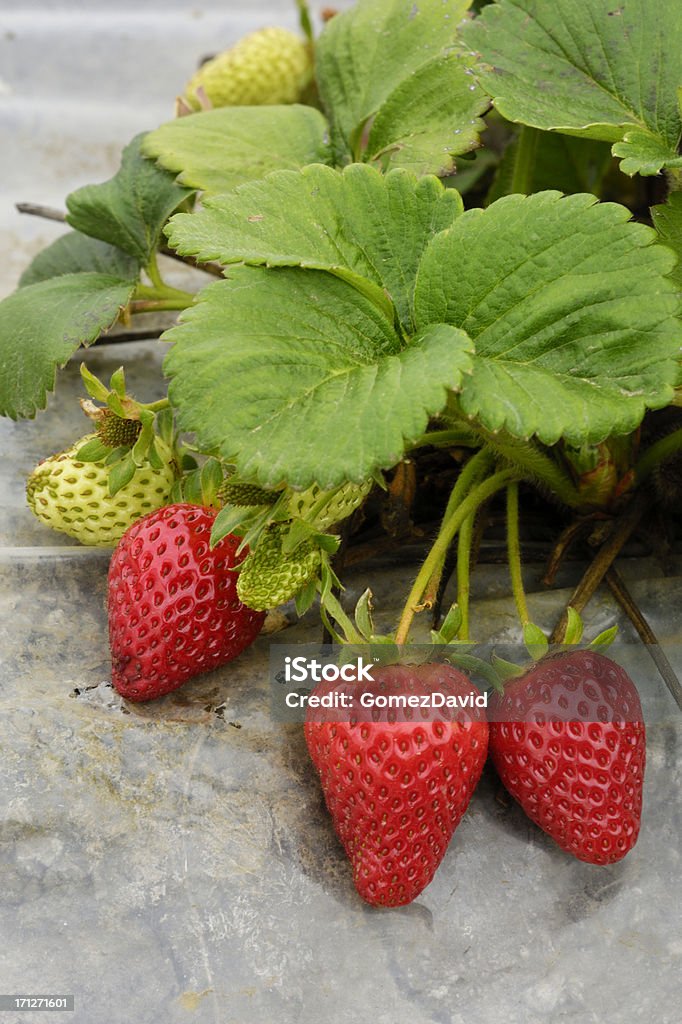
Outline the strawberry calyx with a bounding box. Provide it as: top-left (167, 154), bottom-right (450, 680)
top-left (487, 610), bottom-right (619, 697)
top-left (77, 364), bottom-right (179, 497)
top-left (316, 580), bottom-right (505, 691)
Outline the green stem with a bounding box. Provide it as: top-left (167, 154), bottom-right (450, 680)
top-left (129, 298), bottom-right (193, 314)
top-left (143, 397), bottom-right (171, 413)
top-left (666, 168), bottom-right (682, 194)
top-left (319, 587), bottom-right (364, 645)
top-left (134, 281), bottom-right (195, 305)
top-left (395, 467), bottom-right (519, 645)
top-left (408, 427), bottom-right (480, 451)
top-left (506, 481), bottom-right (529, 626)
top-left (448, 415), bottom-right (582, 508)
top-left (510, 125), bottom-right (540, 196)
top-left (296, 0), bottom-right (314, 43)
top-left (634, 426), bottom-right (682, 485)
top-left (421, 448), bottom-right (494, 608)
top-left (145, 251), bottom-right (166, 292)
top-left (456, 512), bottom-right (475, 642)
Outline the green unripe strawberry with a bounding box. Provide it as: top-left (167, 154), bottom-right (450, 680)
top-left (237, 522), bottom-right (321, 610)
top-left (218, 480), bottom-right (275, 508)
top-left (287, 480), bottom-right (372, 530)
top-left (26, 433), bottom-right (177, 547)
top-left (183, 27), bottom-right (313, 111)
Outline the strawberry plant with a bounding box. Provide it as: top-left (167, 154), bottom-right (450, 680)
top-left (3, 0), bottom-right (682, 903)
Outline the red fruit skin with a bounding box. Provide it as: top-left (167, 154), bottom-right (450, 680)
top-left (489, 650), bottom-right (645, 865)
top-left (304, 663), bottom-right (489, 908)
top-left (108, 504), bottom-right (265, 701)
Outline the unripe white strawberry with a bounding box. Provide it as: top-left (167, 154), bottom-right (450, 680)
top-left (26, 433), bottom-right (177, 547)
top-left (183, 27), bottom-right (313, 112)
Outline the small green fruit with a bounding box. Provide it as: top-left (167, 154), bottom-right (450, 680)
top-left (237, 522), bottom-right (321, 610)
top-left (183, 27), bottom-right (313, 111)
top-left (26, 433), bottom-right (177, 546)
top-left (287, 480), bottom-right (373, 530)
top-left (218, 480), bottom-right (275, 508)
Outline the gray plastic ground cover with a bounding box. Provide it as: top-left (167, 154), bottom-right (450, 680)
top-left (1, 3), bottom-right (681, 1023)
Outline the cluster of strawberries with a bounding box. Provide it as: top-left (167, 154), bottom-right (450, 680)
top-left (305, 652), bottom-right (645, 906)
top-left (27, 419), bottom-right (645, 909)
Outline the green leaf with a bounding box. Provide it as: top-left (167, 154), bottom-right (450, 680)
top-left (147, 440), bottom-right (164, 471)
top-left (181, 467), bottom-right (205, 507)
top-left (588, 624), bottom-right (618, 649)
top-left (414, 191), bottom-right (680, 446)
top-left (462, 0), bottom-right (682, 177)
top-left (487, 132), bottom-right (614, 204)
top-left (143, 106), bottom-right (333, 194)
top-left (316, 0), bottom-right (477, 164)
top-left (164, 266), bottom-right (474, 489)
top-left (108, 454), bottom-right (137, 496)
top-left (131, 419), bottom-right (154, 466)
top-left (75, 437), bottom-right (111, 462)
top-left (437, 603), bottom-right (463, 644)
top-left (200, 458), bottom-right (224, 507)
top-left (210, 506), bottom-right (248, 546)
top-left (364, 51), bottom-right (489, 176)
top-left (165, 163), bottom-right (462, 330)
top-left (613, 128), bottom-right (682, 179)
top-left (66, 134), bottom-right (193, 263)
top-left (80, 364), bottom-right (111, 403)
top-left (523, 622), bottom-right (549, 658)
top-left (0, 274), bottom-right (135, 419)
top-left (19, 231), bottom-right (140, 287)
top-left (295, 579), bottom-right (318, 617)
top-left (102, 446), bottom-right (128, 466)
top-left (106, 392), bottom-right (127, 418)
top-left (563, 607), bottom-right (584, 646)
top-left (103, 445), bottom-right (129, 466)
top-left (490, 653), bottom-right (525, 681)
top-left (109, 366), bottom-right (126, 397)
top-left (652, 192), bottom-right (682, 288)
top-left (155, 407), bottom-right (176, 446)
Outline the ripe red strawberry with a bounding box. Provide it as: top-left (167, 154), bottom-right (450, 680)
top-left (489, 650), bottom-right (645, 865)
top-left (108, 504), bottom-right (265, 701)
top-left (304, 663), bottom-right (489, 907)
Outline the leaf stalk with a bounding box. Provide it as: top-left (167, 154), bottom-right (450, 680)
top-left (395, 465), bottom-right (519, 645)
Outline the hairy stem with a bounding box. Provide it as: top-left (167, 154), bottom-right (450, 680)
top-left (510, 126), bottom-right (540, 195)
top-left (143, 398), bottom-right (171, 413)
top-left (420, 449), bottom-right (494, 610)
top-left (16, 202), bottom-right (66, 222)
top-left (129, 298), bottom-right (192, 313)
top-left (408, 427), bottom-right (480, 451)
top-left (455, 512), bottom-right (475, 642)
top-left (665, 168), bottom-right (682, 194)
top-left (145, 251), bottom-right (167, 292)
top-left (134, 280), bottom-right (195, 305)
top-left (634, 426), bottom-right (682, 485)
top-left (395, 467), bottom-right (519, 645)
top-left (506, 481), bottom-right (530, 626)
top-left (475, 426), bottom-right (581, 507)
